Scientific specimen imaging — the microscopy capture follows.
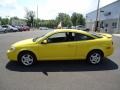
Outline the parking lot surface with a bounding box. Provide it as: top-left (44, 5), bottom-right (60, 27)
top-left (0, 30), bottom-right (120, 90)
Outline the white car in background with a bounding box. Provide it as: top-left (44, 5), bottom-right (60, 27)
top-left (76, 25), bottom-right (85, 30)
top-left (2, 25), bottom-right (18, 32)
top-left (0, 26), bottom-right (7, 33)
top-left (39, 27), bottom-right (48, 30)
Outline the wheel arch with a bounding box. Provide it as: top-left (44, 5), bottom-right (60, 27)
top-left (87, 49), bottom-right (104, 58)
top-left (17, 50), bottom-right (37, 61)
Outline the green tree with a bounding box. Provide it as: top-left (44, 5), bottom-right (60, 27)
top-left (10, 16), bottom-right (19, 20)
top-left (56, 13), bottom-right (72, 27)
top-left (25, 9), bottom-right (35, 27)
top-left (34, 18), bottom-right (41, 28)
top-left (71, 12), bottom-right (77, 26)
top-left (39, 19), bottom-right (57, 28)
top-left (71, 12), bottom-right (85, 26)
top-left (1, 18), bottom-right (9, 25)
top-left (0, 17), bottom-right (1, 25)
top-left (9, 16), bottom-right (19, 25)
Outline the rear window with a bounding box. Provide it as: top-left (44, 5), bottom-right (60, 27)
top-left (89, 32), bottom-right (103, 38)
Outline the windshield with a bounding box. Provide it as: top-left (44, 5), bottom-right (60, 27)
top-left (33, 33), bottom-right (46, 42)
top-left (2, 26), bottom-right (7, 28)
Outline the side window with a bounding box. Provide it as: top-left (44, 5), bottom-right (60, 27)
top-left (47, 32), bottom-right (67, 43)
top-left (46, 32), bottom-right (93, 43)
top-left (74, 33), bottom-right (94, 41)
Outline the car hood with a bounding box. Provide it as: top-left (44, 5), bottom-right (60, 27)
top-left (12, 38), bottom-right (35, 47)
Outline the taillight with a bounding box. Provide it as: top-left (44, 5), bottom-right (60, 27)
top-left (106, 47), bottom-right (111, 49)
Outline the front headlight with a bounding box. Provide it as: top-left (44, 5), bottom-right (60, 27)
top-left (9, 46), bottom-right (16, 51)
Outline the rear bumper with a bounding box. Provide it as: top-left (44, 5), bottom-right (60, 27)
top-left (104, 46), bottom-right (114, 57)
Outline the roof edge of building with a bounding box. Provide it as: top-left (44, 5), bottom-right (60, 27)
top-left (86, 0), bottom-right (119, 15)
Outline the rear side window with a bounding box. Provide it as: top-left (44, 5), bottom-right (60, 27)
top-left (47, 32), bottom-right (94, 43)
top-left (90, 33), bottom-right (103, 38)
top-left (74, 33), bottom-right (94, 41)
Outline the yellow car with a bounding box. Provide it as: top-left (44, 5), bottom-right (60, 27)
top-left (7, 29), bottom-right (113, 66)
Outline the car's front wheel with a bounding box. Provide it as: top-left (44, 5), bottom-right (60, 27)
top-left (18, 52), bottom-right (36, 66)
top-left (4, 30), bottom-right (7, 33)
top-left (87, 51), bottom-right (103, 64)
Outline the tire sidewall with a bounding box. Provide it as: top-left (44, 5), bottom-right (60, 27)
top-left (18, 52), bottom-right (36, 66)
top-left (87, 51), bottom-right (103, 65)
top-left (4, 30), bottom-right (7, 33)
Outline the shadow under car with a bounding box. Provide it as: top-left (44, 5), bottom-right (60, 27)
top-left (6, 58), bottom-right (118, 73)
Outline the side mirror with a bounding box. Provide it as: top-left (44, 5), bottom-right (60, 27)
top-left (41, 40), bottom-right (47, 44)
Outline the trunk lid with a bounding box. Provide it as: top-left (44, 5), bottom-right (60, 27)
top-left (98, 33), bottom-right (112, 38)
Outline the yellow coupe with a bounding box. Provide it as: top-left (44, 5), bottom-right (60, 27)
top-left (7, 29), bottom-right (113, 66)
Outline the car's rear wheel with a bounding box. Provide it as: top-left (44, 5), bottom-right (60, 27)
top-left (10, 29), bottom-right (13, 32)
top-left (18, 52), bottom-right (36, 66)
top-left (87, 51), bottom-right (103, 64)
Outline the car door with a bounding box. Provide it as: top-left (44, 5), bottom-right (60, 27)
top-left (38, 32), bottom-right (77, 60)
top-left (4, 26), bottom-right (9, 31)
top-left (73, 32), bottom-right (95, 59)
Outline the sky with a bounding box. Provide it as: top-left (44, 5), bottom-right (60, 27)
top-left (0, 0), bottom-right (117, 19)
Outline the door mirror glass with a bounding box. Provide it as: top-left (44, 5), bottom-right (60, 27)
top-left (41, 40), bottom-right (47, 44)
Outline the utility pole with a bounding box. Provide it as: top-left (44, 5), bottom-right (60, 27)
top-left (94, 0), bottom-right (100, 32)
top-left (37, 2), bottom-right (38, 20)
top-left (36, 0), bottom-right (38, 28)
top-left (117, 14), bottom-right (120, 33)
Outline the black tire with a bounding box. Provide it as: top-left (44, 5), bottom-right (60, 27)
top-left (18, 51), bottom-right (37, 66)
top-left (10, 29), bottom-right (13, 32)
top-left (87, 51), bottom-right (103, 65)
top-left (4, 30), bottom-right (7, 33)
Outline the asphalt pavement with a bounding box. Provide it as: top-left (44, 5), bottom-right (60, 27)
top-left (0, 30), bottom-right (120, 90)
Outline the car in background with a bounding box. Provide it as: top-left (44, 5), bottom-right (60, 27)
top-left (12, 25), bottom-right (22, 32)
top-left (39, 27), bottom-right (48, 30)
top-left (22, 26), bottom-right (30, 31)
top-left (12, 25), bottom-right (30, 31)
top-left (2, 25), bottom-right (18, 32)
top-left (76, 25), bottom-right (85, 30)
top-left (1, 25), bottom-right (9, 32)
top-left (71, 26), bottom-right (76, 29)
top-left (63, 27), bottom-right (68, 29)
top-left (7, 29), bottom-right (113, 66)
top-left (0, 25), bottom-right (7, 33)
top-left (84, 28), bottom-right (90, 32)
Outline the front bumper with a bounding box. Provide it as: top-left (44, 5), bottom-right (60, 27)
top-left (7, 50), bottom-right (18, 61)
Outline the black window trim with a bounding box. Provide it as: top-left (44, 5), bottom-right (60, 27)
top-left (44, 32), bottom-right (95, 44)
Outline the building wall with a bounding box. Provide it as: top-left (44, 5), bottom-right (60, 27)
top-left (11, 19), bottom-right (26, 26)
top-left (100, 19), bottom-right (120, 33)
top-left (86, 0), bottom-right (120, 33)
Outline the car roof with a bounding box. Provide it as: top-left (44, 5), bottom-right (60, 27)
top-left (2, 25), bottom-right (7, 27)
top-left (44, 29), bottom-right (97, 39)
top-left (50, 29), bottom-right (90, 35)
top-left (36, 29), bottom-right (97, 42)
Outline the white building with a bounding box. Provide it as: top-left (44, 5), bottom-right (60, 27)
top-left (11, 19), bottom-right (26, 26)
top-left (86, 0), bottom-right (120, 33)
